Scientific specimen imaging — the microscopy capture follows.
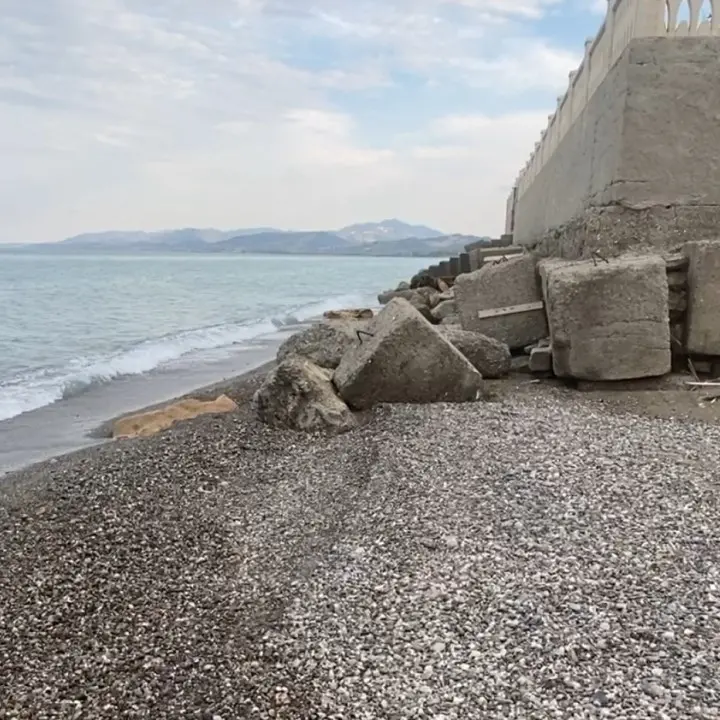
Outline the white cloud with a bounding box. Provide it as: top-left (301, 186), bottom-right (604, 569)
top-left (0, 0), bottom-right (583, 241)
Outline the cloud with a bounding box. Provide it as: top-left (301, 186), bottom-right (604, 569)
top-left (0, 0), bottom-right (590, 242)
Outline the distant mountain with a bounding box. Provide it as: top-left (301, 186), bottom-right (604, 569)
top-left (336, 219), bottom-right (443, 244)
top-left (62, 227), bottom-right (279, 248)
top-left (8, 220), bottom-right (486, 257)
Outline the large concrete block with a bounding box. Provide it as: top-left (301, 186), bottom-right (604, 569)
top-left (543, 256), bottom-right (671, 380)
top-left (459, 253), bottom-right (471, 274)
top-left (333, 298), bottom-right (484, 410)
top-left (449, 257), bottom-right (460, 276)
top-left (684, 240), bottom-right (720, 355)
top-left (454, 254), bottom-right (548, 351)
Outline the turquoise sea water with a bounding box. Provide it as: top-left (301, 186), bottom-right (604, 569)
top-left (0, 252), bottom-right (425, 473)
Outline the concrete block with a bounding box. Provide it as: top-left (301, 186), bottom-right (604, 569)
top-left (543, 256), bottom-right (671, 381)
top-left (439, 261), bottom-right (450, 276)
top-left (454, 254), bottom-right (548, 351)
top-left (459, 253), bottom-right (471, 274)
top-left (684, 240), bottom-right (720, 355)
top-left (449, 257), bottom-right (460, 276)
top-left (333, 298), bottom-right (484, 410)
top-left (529, 346), bottom-right (553, 374)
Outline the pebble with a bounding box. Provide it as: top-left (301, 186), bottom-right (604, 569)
top-left (1, 382), bottom-right (719, 718)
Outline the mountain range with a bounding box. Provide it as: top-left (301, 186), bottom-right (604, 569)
top-left (4, 220), bottom-right (491, 257)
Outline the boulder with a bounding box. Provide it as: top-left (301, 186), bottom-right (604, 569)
top-left (333, 298), bottom-right (484, 410)
top-left (408, 295), bottom-right (436, 323)
top-left (684, 240), bottom-right (720, 355)
top-left (440, 314), bottom-right (461, 326)
top-left (438, 327), bottom-right (511, 379)
top-left (277, 321), bottom-right (364, 369)
top-left (454, 254), bottom-right (547, 350)
top-left (378, 288), bottom-right (415, 304)
top-left (396, 281), bottom-right (411, 291)
top-left (113, 395), bottom-right (238, 439)
top-left (410, 271), bottom-right (444, 291)
top-left (414, 285), bottom-right (442, 308)
top-left (253, 357), bottom-right (357, 433)
top-left (324, 308), bottom-right (373, 320)
top-left (430, 299), bottom-right (457, 323)
top-left (541, 255), bottom-right (671, 381)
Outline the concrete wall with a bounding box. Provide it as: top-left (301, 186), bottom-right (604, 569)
top-left (512, 38), bottom-right (720, 253)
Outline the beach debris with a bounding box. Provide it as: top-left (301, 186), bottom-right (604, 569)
top-left (454, 254), bottom-right (547, 351)
top-left (541, 255), bottom-right (671, 381)
top-left (333, 297), bottom-right (484, 410)
top-left (253, 356), bottom-right (357, 433)
top-left (277, 320), bottom-right (369, 370)
top-left (112, 395), bottom-right (238, 439)
top-left (323, 308), bottom-right (374, 321)
top-left (437, 326), bottom-right (511, 379)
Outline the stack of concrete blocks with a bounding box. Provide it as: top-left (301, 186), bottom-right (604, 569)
top-left (539, 256), bottom-right (671, 381)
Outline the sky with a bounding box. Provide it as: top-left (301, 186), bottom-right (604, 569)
top-left (1, 0), bottom-right (607, 243)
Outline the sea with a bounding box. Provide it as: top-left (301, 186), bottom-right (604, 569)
top-left (0, 252), bottom-right (426, 476)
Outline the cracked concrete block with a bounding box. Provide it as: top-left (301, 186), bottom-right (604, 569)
top-left (455, 254), bottom-right (547, 351)
top-left (684, 239), bottom-right (720, 355)
top-left (543, 255), bottom-right (671, 380)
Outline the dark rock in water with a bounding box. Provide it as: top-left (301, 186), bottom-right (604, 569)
top-left (438, 327), bottom-right (511, 379)
top-left (253, 357), bottom-right (357, 433)
top-left (277, 322), bottom-right (364, 369)
top-left (410, 272), bottom-right (447, 292)
top-left (333, 297), bottom-right (484, 410)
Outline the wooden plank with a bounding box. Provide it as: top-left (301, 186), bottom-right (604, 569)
top-left (477, 301), bottom-right (544, 320)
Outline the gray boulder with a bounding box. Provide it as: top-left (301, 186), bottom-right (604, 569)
top-left (277, 321), bottom-right (365, 369)
top-left (253, 357), bottom-right (357, 433)
top-left (438, 327), bottom-right (511, 379)
top-left (440, 314), bottom-right (461, 326)
top-left (430, 299), bottom-right (457, 323)
top-left (333, 298), bottom-right (484, 410)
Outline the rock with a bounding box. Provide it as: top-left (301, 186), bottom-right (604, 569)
top-left (438, 327), bottom-right (511, 379)
top-left (378, 288), bottom-right (416, 305)
top-left (410, 272), bottom-right (443, 291)
top-left (437, 279), bottom-right (450, 293)
top-left (666, 271), bottom-right (687, 289)
top-left (541, 255), bottom-right (671, 381)
top-left (277, 321), bottom-right (364, 369)
top-left (409, 296), bottom-right (436, 323)
top-left (684, 239), bottom-right (720, 355)
top-left (333, 298), bottom-right (484, 410)
top-left (414, 286), bottom-right (442, 308)
top-left (440, 314), bottom-right (461, 326)
top-left (113, 395), bottom-right (238, 439)
top-left (430, 299), bottom-right (457, 323)
top-left (323, 308), bottom-right (373, 320)
top-left (529, 345), bottom-right (553, 374)
top-left (396, 281), bottom-right (411, 291)
top-left (253, 357), bottom-right (357, 433)
top-left (511, 355), bottom-right (531, 373)
top-left (454, 254), bottom-right (548, 350)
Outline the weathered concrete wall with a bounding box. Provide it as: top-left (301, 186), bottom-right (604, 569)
top-left (513, 37), bottom-right (720, 255)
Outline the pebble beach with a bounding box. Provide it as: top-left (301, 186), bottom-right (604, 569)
top-left (1, 372), bottom-right (719, 719)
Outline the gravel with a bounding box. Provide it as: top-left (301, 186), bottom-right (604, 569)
top-left (1, 380), bottom-right (719, 718)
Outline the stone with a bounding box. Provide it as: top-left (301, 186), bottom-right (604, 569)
top-left (113, 395), bottom-right (238, 439)
top-left (454, 254), bottom-right (548, 350)
top-left (438, 327), bottom-right (511, 379)
top-left (542, 255), bottom-right (671, 381)
top-left (378, 288), bottom-right (415, 305)
top-left (410, 272), bottom-right (444, 292)
top-left (684, 239), bottom-right (720, 355)
top-left (511, 355), bottom-right (531, 373)
top-left (529, 346), bottom-right (553, 374)
top-left (333, 298), bottom-right (484, 410)
top-left (253, 357), bottom-right (357, 433)
top-left (396, 281), bottom-right (411, 291)
top-left (323, 308), bottom-right (374, 321)
top-left (409, 296), bottom-right (436, 323)
top-left (666, 271), bottom-right (687, 289)
top-left (668, 288), bottom-right (687, 316)
top-left (459, 253), bottom-right (471, 274)
top-left (440, 314), bottom-right (461, 326)
top-left (277, 321), bottom-right (364, 369)
top-left (430, 299), bottom-right (457, 323)
top-left (665, 253), bottom-right (689, 272)
top-left (449, 257), bottom-right (460, 276)
top-left (415, 286), bottom-right (442, 308)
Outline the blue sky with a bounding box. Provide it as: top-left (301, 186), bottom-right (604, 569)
top-left (1, 0), bottom-right (606, 242)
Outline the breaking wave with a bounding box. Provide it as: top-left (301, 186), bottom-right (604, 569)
top-left (0, 293), bottom-right (368, 422)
